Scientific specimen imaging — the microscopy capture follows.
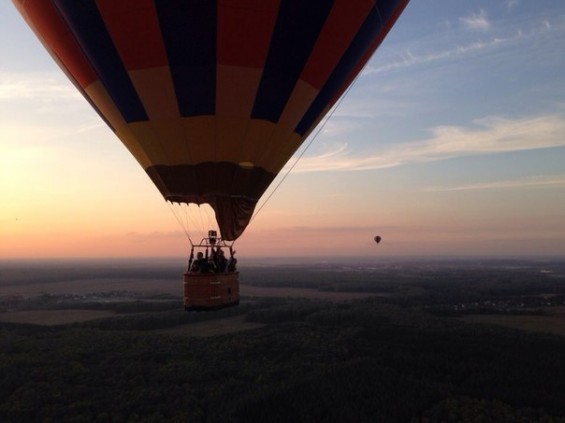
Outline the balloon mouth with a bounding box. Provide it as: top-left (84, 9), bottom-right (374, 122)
top-left (238, 161), bottom-right (254, 170)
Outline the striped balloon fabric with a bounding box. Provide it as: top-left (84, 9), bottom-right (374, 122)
top-left (14, 0), bottom-right (409, 240)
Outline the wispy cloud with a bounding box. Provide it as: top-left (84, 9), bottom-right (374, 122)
top-left (365, 36), bottom-right (508, 75)
top-left (293, 113), bottom-right (565, 172)
top-left (0, 71), bottom-right (104, 139)
top-left (366, 12), bottom-right (562, 75)
top-left (460, 9), bottom-right (491, 31)
top-left (0, 72), bottom-right (77, 101)
top-left (424, 175), bottom-right (565, 192)
top-left (505, 0), bottom-right (520, 11)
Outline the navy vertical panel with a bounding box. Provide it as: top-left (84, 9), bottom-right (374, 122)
top-left (251, 0), bottom-right (334, 123)
top-left (54, 0), bottom-right (148, 123)
top-left (154, 0), bottom-right (216, 117)
top-left (296, 5), bottom-right (385, 136)
top-left (374, 0), bottom-right (401, 23)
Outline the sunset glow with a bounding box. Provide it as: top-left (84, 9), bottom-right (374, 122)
top-left (2, 1), bottom-right (565, 259)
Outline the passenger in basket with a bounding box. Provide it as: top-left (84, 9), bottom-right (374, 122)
top-left (191, 252), bottom-right (210, 273)
top-left (227, 250), bottom-right (237, 272)
top-left (215, 248), bottom-right (228, 272)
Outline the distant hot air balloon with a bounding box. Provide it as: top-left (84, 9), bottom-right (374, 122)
top-left (13, 0), bottom-right (410, 241)
top-left (374, 235), bottom-right (382, 244)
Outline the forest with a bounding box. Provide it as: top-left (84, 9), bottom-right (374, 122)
top-left (1, 258), bottom-right (565, 422)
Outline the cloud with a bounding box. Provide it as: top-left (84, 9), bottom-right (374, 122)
top-left (460, 9), bottom-right (491, 31)
top-left (505, 0), bottom-right (519, 10)
top-left (0, 71), bottom-right (105, 141)
top-left (293, 113), bottom-right (565, 172)
top-left (424, 175), bottom-right (565, 192)
top-left (365, 37), bottom-right (508, 75)
top-left (366, 12), bottom-right (563, 76)
top-left (363, 32), bottom-right (512, 75)
top-left (0, 71), bottom-right (77, 101)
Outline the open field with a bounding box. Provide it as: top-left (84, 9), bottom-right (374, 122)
top-left (0, 285), bottom-right (375, 327)
top-left (0, 277), bottom-right (180, 297)
top-left (0, 278), bottom-right (375, 300)
top-left (460, 306), bottom-right (565, 337)
top-left (0, 309), bottom-right (116, 325)
top-left (155, 315), bottom-right (265, 337)
top-left (242, 285), bottom-right (376, 301)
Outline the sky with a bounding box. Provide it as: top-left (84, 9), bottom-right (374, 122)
top-left (1, 0), bottom-right (565, 259)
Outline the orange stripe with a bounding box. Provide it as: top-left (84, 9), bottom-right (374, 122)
top-left (301, 0), bottom-right (373, 89)
top-left (217, 0), bottom-right (279, 67)
top-left (96, 0), bottom-right (168, 70)
top-left (17, 0), bottom-right (98, 89)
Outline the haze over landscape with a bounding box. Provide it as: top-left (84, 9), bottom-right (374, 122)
top-left (1, 0), bottom-right (565, 260)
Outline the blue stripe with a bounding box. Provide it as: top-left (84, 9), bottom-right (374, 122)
top-left (54, 0), bottom-right (148, 123)
top-left (154, 0), bottom-right (217, 117)
top-left (375, 0), bottom-right (403, 24)
top-left (296, 3), bottom-right (392, 136)
top-left (252, 0), bottom-right (334, 123)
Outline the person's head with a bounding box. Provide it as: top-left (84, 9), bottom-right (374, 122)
top-left (218, 249), bottom-right (224, 256)
top-left (197, 252), bottom-right (203, 259)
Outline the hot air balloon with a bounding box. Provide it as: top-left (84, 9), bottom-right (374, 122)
top-left (13, 0), bottom-right (409, 309)
top-left (374, 236), bottom-right (382, 244)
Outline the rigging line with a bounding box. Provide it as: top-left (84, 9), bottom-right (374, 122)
top-left (183, 204), bottom-right (190, 234)
top-left (182, 207), bottom-right (190, 242)
top-left (206, 204), bottom-right (215, 232)
top-left (167, 201), bottom-right (193, 246)
top-left (188, 204), bottom-right (206, 241)
top-left (197, 204), bottom-right (207, 239)
top-left (247, 74), bottom-right (362, 228)
top-left (185, 204), bottom-right (197, 238)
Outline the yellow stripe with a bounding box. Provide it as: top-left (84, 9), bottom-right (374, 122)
top-left (128, 120), bottom-right (189, 166)
top-left (302, 103), bottom-right (331, 141)
top-left (261, 128), bottom-right (303, 173)
top-left (181, 116), bottom-right (216, 164)
top-left (85, 81), bottom-right (152, 169)
top-left (278, 79), bottom-right (318, 129)
top-left (273, 132), bottom-right (307, 173)
top-left (238, 119), bottom-right (276, 168)
top-left (86, 73), bottom-right (308, 175)
top-left (216, 116), bottom-right (249, 162)
top-left (129, 67), bottom-right (179, 120)
top-left (216, 65), bottom-right (262, 118)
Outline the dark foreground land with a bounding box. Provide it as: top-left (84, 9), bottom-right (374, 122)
top-left (1, 257), bottom-right (565, 422)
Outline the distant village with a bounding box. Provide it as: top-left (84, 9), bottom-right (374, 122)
top-left (428, 294), bottom-right (565, 316)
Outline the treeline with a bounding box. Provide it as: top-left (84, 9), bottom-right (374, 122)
top-left (0, 259), bottom-right (184, 286)
top-left (243, 264), bottom-right (565, 297)
top-left (2, 297), bottom-right (565, 422)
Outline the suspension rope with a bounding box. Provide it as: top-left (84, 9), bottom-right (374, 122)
top-left (167, 201), bottom-right (193, 246)
top-left (247, 75), bottom-right (362, 228)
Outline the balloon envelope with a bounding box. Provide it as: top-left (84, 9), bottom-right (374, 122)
top-left (374, 236), bottom-right (382, 244)
top-left (13, 0), bottom-right (409, 239)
